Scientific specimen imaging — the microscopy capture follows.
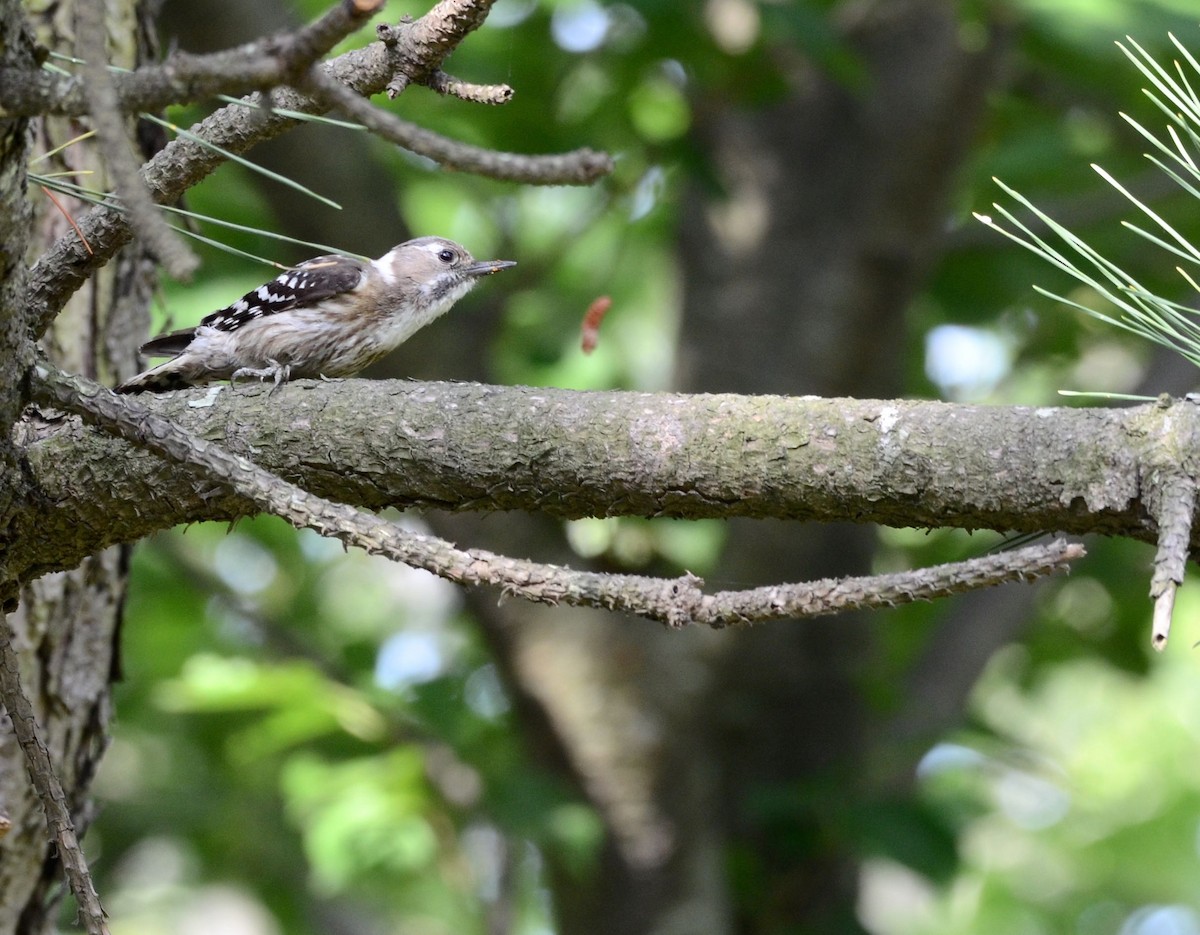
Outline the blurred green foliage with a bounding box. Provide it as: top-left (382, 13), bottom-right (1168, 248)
top-left (88, 0), bottom-right (1200, 933)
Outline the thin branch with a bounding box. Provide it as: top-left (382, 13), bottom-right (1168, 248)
top-left (0, 0), bottom-right (385, 118)
top-left (74, 0), bottom-right (197, 280)
top-left (299, 66), bottom-right (613, 184)
top-left (30, 364), bottom-right (1081, 627)
top-left (0, 611), bottom-right (108, 935)
top-left (693, 540), bottom-right (1084, 626)
top-left (423, 68), bottom-right (513, 105)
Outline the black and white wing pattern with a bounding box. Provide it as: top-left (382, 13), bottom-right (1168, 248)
top-left (201, 254), bottom-right (367, 333)
top-left (137, 255), bottom-right (368, 358)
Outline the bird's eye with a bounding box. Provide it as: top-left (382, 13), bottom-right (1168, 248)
top-left (437, 249), bottom-right (455, 264)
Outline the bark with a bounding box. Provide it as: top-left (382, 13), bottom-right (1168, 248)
top-left (8, 384), bottom-right (1173, 586)
top-left (0, 0), bottom-right (40, 922)
top-left (0, 0), bottom-right (153, 929)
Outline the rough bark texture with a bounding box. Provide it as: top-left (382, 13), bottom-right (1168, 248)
top-left (8, 385), bottom-right (1172, 584)
top-left (0, 0), bottom-right (153, 929)
top-left (0, 0), bottom-right (38, 921)
top-left (0, 0), bottom-right (47, 929)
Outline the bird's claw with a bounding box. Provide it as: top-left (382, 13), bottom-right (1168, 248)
top-left (230, 359), bottom-right (291, 394)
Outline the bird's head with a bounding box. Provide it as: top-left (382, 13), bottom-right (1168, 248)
top-left (374, 237), bottom-right (516, 314)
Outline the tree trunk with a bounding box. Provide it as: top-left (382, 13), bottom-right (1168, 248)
top-left (673, 3), bottom-right (1003, 931)
top-left (0, 1), bottom-right (155, 929)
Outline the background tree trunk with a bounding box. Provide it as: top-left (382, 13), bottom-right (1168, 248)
top-left (674, 4), bottom-right (1004, 929)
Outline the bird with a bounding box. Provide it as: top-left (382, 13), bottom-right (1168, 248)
top-left (115, 236), bottom-right (516, 393)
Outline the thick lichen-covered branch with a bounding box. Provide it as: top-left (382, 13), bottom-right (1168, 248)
top-left (31, 365), bottom-right (1082, 627)
top-left (10, 380), bottom-right (1164, 587)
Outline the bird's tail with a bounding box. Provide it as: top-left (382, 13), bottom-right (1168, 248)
top-left (115, 362), bottom-right (193, 393)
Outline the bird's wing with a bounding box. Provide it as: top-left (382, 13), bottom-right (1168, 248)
top-left (200, 254), bottom-right (367, 333)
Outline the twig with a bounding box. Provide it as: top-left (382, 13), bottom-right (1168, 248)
top-left (31, 362), bottom-right (697, 622)
top-left (692, 540), bottom-right (1085, 626)
top-left (299, 66), bottom-right (613, 184)
top-left (423, 68), bottom-right (513, 105)
top-left (1139, 396), bottom-right (1200, 651)
top-left (74, 0), bottom-right (197, 280)
top-left (0, 611), bottom-right (108, 935)
top-left (31, 363), bottom-right (1082, 627)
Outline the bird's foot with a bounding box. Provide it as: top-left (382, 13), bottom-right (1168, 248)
top-left (231, 359), bottom-right (291, 394)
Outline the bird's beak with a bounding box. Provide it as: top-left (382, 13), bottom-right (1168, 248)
top-left (465, 259), bottom-right (517, 277)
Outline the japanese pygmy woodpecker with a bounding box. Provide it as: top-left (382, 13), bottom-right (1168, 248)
top-left (117, 236), bottom-right (515, 393)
